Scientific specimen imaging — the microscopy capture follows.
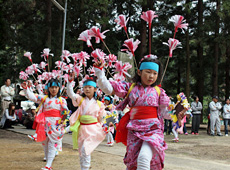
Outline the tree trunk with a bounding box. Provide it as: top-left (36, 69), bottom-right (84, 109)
top-left (212, 0), bottom-right (220, 96)
top-left (226, 42), bottom-right (230, 99)
top-left (177, 59), bottom-right (181, 94)
top-left (197, 0), bottom-right (204, 123)
top-left (46, 0), bottom-right (52, 70)
top-left (185, 30), bottom-right (190, 101)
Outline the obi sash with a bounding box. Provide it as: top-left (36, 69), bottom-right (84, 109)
top-left (70, 115), bottom-right (98, 149)
top-left (115, 106), bottom-right (157, 146)
top-left (35, 109), bottom-right (61, 142)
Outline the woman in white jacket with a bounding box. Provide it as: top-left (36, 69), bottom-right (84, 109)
top-left (0, 103), bottom-right (17, 128)
top-left (223, 98), bottom-right (230, 136)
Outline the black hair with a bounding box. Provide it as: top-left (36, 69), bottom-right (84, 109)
top-left (8, 103), bottom-right (15, 116)
top-left (104, 95), bottom-right (113, 104)
top-left (82, 76), bottom-right (98, 100)
top-left (226, 98), bottom-right (230, 102)
top-left (132, 57), bottom-right (163, 87)
top-left (193, 96), bottom-right (198, 101)
top-left (47, 78), bottom-right (61, 98)
top-left (5, 78), bottom-right (10, 82)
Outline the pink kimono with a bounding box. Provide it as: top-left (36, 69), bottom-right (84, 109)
top-left (69, 93), bottom-right (106, 155)
top-left (110, 81), bottom-right (170, 170)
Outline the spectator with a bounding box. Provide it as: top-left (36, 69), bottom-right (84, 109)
top-left (223, 98), bottom-right (230, 136)
top-left (0, 103), bottom-right (17, 128)
top-left (209, 96), bottom-right (223, 136)
top-left (23, 105), bottom-right (36, 129)
top-left (0, 78), bottom-right (15, 119)
top-left (191, 96), bottom-right (203, 135)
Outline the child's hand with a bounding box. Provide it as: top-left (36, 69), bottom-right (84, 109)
top-left (93, 60), bottom-right (104, 68)
top-left (68, 72), bottom-right (75, 82)
top-left (21, 82), bottom-right (27, 89)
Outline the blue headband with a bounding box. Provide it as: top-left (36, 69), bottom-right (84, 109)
top-left (104, 96), bottom-right (111, 101)
top-left (48, 82), bottom-right (60, 87)
top-left (83, 81), bottom-right (97, 88)
top-left (139, 62), bottom-right (159, 72)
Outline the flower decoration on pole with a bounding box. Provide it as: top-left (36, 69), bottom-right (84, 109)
top-left (114, 61), bottom-right (132, 81)
top-left (141, 10), bottom-right (158, 54)
top-left (121, 38), bottom-right (140, 68)
top-left (24, 52), bottom-right (33, 63)
top-left (89, 26), bottom-right (111, 54)
top-left (78, 30), bottom-right (93, 48)
top-left (61, 50), bottom-right (71, 63)
top-left (115, 14), bottom-right (129, 39)
top-left (163, 38), bottom-right (182, 57)
top-left (74, 51), bottom-right (90, 67)
top-left (169, 15), bottom-right (188, 38)
top-left (89, 26), bottom-right (109, 44)
top-left (19, 71), bottom-right (29, 80)
top-left (107, 54), bottom-right (117, 68)
top-left (40, 61), bottom-right (48, 71)
top-left (91, 49), bottom-right (106, 65)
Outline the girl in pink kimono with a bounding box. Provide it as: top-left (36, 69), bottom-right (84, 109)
top-left (94, 55), bottom-right (172, 170)
top-left (67, 74), bottom-right (106, 170)
top-left (21, 78), bottom-right (68, 170)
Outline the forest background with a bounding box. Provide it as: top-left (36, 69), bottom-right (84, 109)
top-left (0, 0), bottom-right (229, 122)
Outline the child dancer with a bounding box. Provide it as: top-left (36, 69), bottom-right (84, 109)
top-left (21, 78), bottom-right (69, 170)
top-left (106, 122), bottom-right (115, 146)
top-left (171, 92), bottom-right (191, 142)
top-left (67, 73), bottom-right (106, 170)
top-left (94, 55), bottom-right (172, 170)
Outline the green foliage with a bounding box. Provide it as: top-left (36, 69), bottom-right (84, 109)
top-left (0, 0), bottom-right (229, 115)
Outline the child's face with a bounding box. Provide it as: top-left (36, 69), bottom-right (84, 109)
top-left (83, 86), bottom-right (96, 98)
top-left (138, 69), bottom-right (158, 87)
top-left (49, 86), bottom-right (60, 97)
top-left (11, 106), bottom-right (15, 110)
top-left (104, 100), bottom-right (110, 105)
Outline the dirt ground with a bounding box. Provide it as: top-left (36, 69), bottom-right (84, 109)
top-left (0, 128), bottom-right (230, 170)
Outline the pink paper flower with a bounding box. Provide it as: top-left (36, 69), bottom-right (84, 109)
top-left (40, 61), bottom-right (47, 70)
top-left (63, 74), bottom-right (69, 83)
top-left (107, 54), bottom-right (117, 68)
top-left (73, 64), bottom-right (82, 77)
top-left (114, 73), bottom-right (125, 81)
top-left (91, 49), bottom-right (106, 64)
top-left (163, 38), bottom-right (182, 57)
top-left (169, 15), bottom-right (188, 38)
top-left (141, 10), bottom-right (158, 25)
top-left (121, 38), bottom-right (140, 57)
top-left (87, 66), bottom-right (95, 75)
top-left (52, 70), bottom-right (62, 79)
top-left (24, 52), bottom-right (32, 63)
top-left (19, 71), bottom-right (29, 80)
top-left (115, 15), bottom-right (129, 32)
top-left (41, 48), bottom-right (53, 61)
top-left (78, 30), bottom-right (92, 47)
top-left (73, 51), bottom-right (90, 67)
top-left (114, 61), bottom-right (132, 79)
top-left (66, 64), bottom-right (74, 72)
top-left (55, 61), bottom-right (66, 69)
top-left (89, 26), bottom-right (109, 43)
top-left (37, 75), bottom-right (43, 84)
top-left (61, 50), bottom-right (71, 63)
top-left (25, 66), bottom-right (34, 75)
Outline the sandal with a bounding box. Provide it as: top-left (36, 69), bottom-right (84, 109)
top-left (41, 166), bottom-right (53, 170)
